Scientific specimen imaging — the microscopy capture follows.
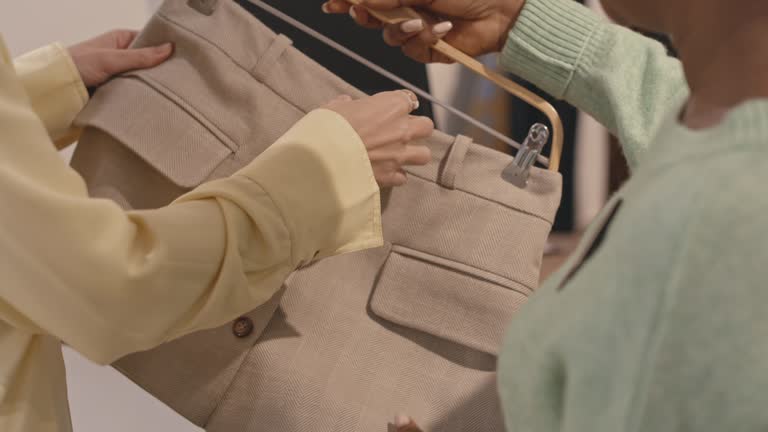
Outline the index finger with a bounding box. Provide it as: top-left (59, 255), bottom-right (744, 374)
top-left (394, 415), bottom-right (424, 432)
top-left (362, 0), bottom-right (434, 10)
top-left (372, 90), bottom-right (420, 118)
top-left (323, 1), bottom-right (384, 28)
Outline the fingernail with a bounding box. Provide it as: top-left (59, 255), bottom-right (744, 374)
top-left (349, 6), bottom-right (358, 20)
top-left (400, 19), bottom-right (424, 33)
top-left (433, 21), bottom-right (453, 36)
top-left (400, 90), bottom-right (419, 111)
top-left (394, 414), bottom-right (411, 428)
top-left (321, 2), bottom-right (331, 13)
top-left (156, 43), bottom-right (173, 54)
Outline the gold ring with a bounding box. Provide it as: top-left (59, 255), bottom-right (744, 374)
top-left (400, 89), bottom-right (420, 111)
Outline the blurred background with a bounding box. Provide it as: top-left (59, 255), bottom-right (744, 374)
top-left (1, 1), bottom-right (623, 430)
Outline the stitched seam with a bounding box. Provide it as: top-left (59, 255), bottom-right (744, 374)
top-left (143, 75), bottom-right (239, 152)
top-left (556, 197), bottom-right (622, 290)
top-left (123, 75), bottom-right (240, 153)
top-left (329, 108), bottom-right (382, 252)
top-left (251, 35), bottom-right (292, 78)
top-left (561, 23), bottom-right (602, 99)
top-left (391, 245), bottom-right (537, 294)
top-left (404, 171), bottom-right (556, 225)
top-left (233, 173), bottom-right (296, 264)
top-left (54, 43), bottom-right (89, 106)
top-left (155, 12), bottom-right (309, 116)
top-left (202, 344), bottom-right (255, 428)
top-left (441, 136), bottom-right (470, 189)
top-left (508, 34), bottom-right (575, 75)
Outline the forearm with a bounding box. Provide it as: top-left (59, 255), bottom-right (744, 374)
top-left (2, 41), bottom-right (381, 364)
top-left (500, 0), bottom-right (688, 168)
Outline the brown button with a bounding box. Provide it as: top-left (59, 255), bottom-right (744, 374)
top-left (232, 317), bottom-right (254, 338)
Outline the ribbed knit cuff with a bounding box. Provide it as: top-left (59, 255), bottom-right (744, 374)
top-left (500, 0), bottom-right (605, 99)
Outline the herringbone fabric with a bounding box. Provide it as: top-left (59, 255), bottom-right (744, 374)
top-left (71, 1), bottom-right (562, 430)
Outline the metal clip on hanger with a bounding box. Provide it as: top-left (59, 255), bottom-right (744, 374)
top-left (187, 0), bottom-right (563, 175)
top-left (503, 123), bottom-right (549, 187)
top-left (345, 0), bottom-right (563, 173)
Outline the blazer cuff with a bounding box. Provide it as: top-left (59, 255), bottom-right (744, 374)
top-left (235, 109), bottom-right (383, 266)
top-left (14, 43), bottom-right (89, 145)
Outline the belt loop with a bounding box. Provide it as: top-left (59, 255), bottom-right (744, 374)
top-left (251, 34), bottom-right (294, 82)
top-left (438, 135), bottom-right (472, 190)
top-left (187, 0), bottom-right (219, 15)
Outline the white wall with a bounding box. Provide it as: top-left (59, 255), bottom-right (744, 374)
top-left (2, 2), bottom-right (152, 56)
top-left (62, 347), bottom-right (201, 432)
top-left (426, 63), bottom-right (462, 129)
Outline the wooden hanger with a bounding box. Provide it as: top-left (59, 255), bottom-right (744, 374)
top-left (346, 0), bottom-right (563, 172)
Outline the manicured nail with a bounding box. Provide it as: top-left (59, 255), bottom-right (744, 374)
top-left (400, 19), bottom-right (424, 33)
top-left (321, 2), bottom-right (331, 13)
top-left (400, 90), bottom-right (419, 111)
top-left (394, 414), bottom-right (412, 428)
top-left (156, 43), bottom-right (173, 54)
top-left (349, 6), bottom-right (358, 20)
top-left (433, 21), bottom-right (453, 36)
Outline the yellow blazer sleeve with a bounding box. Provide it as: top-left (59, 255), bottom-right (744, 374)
top-left (0, 36), bottom-right (382, 365)
top-left (12, 42), bottom-right (88, 149)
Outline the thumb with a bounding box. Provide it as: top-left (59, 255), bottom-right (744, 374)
top-left (101, 43), bottom-right (173, 76)
top-left (394, 415), bottom-right (424, 432)
top-left (363, 0), bottom-right (433, 10)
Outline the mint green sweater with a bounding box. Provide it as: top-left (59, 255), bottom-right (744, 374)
top-left (497, 0), bottom-right (768, 431)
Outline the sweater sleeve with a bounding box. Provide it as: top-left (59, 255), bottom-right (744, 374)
top-left (500, 0), bottom-right (688, 169)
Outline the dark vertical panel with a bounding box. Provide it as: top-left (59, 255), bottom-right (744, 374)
top-left (235, 0), bottom-right (434, 120)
